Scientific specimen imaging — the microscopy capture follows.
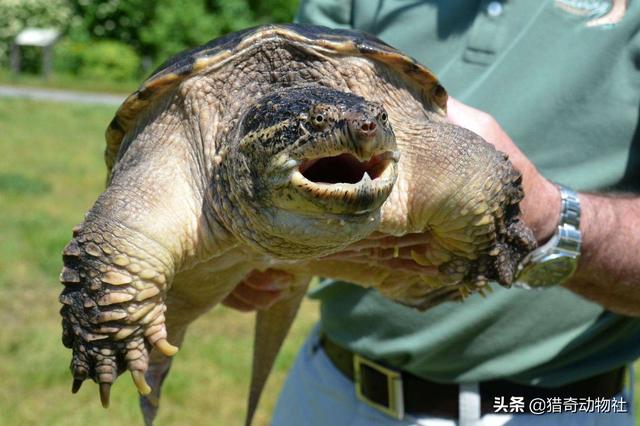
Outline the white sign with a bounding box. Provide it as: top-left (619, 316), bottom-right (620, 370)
top-left (15, 28), bottom-right (60, 47)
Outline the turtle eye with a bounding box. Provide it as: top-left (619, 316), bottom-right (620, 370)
top-left (311, 112), bottom-right (327, 129)
top-left (378, 111), bottom-right (388, 124)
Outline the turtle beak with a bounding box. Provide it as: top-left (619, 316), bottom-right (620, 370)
top-left (283, 107), bottom-right (398, 215)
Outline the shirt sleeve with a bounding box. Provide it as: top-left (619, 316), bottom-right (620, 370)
top-left (295, 0), bottom-right (353, 28)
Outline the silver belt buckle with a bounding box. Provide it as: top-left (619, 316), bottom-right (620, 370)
top-left (353, 353), bottom-right (405, 419)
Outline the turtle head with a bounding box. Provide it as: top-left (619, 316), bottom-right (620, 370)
top-left (216, 86), bottom-right (399, 258)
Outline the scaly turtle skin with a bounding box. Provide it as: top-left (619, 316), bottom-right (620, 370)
top-left (58, 24), bottom-right (535, 424)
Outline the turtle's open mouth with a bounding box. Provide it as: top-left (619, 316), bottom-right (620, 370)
top-left (290, 150), bottom-right (399, 214)
top-left (299, 153), bottom-right (391, 184)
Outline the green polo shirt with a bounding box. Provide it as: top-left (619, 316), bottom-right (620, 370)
top-left (297, 0), bottom-right (640, 386)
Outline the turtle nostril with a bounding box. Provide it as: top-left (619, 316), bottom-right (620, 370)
top-left (360, 121), bottom-right (377, 134)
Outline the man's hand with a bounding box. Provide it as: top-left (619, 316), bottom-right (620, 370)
top-left (222, 269), bottom-right (293, 312)
top-left (447, 97), bottom-right (560, 243)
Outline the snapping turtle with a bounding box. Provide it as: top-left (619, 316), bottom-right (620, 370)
top-left (58, 24), bottom-right (535, 424)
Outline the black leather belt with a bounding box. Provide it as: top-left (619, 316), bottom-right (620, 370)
top-left (320, 333), bottom-right (625, 419)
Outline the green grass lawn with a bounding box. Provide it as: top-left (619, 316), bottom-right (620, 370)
top-left (0, 97), bottom-right (638, 425)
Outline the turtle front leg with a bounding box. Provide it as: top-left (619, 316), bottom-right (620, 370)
top-left (59, 222), bottom-right (179, 407)
top-left (58, 119), bottom-right (226, 408)
top-left (377, 121), bottom-right (537, 306)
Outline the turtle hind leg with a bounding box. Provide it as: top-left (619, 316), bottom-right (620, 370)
top-left (136, 288), bottom-right (220, 425)
top-left (140, 356), bottom-right (172, 426)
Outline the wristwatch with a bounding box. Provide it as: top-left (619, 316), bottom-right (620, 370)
top-left (514, 184), bottom-right (582, 289)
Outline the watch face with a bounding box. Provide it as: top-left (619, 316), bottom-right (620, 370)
top-left (515, 255), bottom-right (578, 288)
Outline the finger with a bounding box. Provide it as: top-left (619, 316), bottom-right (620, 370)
top-left (319, 253), bottom-right (439, 275)
top-left (321, 251), bottom-right (374, 260)
top-left (232, 281), bottom-right (288, 310)
top-left (325, 255), bottom-right (438, 275)
top-left (324, 245), bottom-right (430, 262)
top-left (371, 246), bottom-right (432, 261)
top-left (376, 258), bottom-right (439, 275)
top-left (362, 231), bottom-right (389, 239)
top-left (344, 233), bottom-right (431, 251)
top-left (221, 293), bottom-right (258, 312)
top-left (320, 254), bottom-right (375, 264)
top-left (243, 269), bottom-right (293, 291)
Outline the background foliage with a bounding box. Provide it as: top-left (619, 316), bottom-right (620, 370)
top-left (54, 39), bottom-right (141, 82)
top-left (0, 0), bottom-right (299, 84)
top-left (0, 0), bottom-right (72, 71)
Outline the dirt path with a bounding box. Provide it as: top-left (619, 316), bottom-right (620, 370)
top-left (0, 85), bottom-right (124, 106)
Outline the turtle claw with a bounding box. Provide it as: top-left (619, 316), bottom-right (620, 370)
top-left (72, 378), bottom-right (84, 394)
top-left (99, 382), bottom-right (111, 408)
top-left (154, 339), bottom-right (178, 357)
top-left (131, 370), bottom-right (152, 395)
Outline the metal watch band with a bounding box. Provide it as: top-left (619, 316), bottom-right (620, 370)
top-left (556, 184), bottom-right (581, 256)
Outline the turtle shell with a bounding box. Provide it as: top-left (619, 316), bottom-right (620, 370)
top-left (105, 24), bottom-right (447, 174)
